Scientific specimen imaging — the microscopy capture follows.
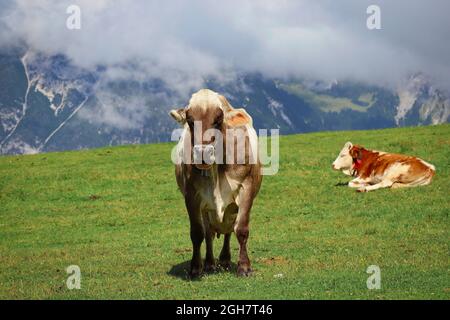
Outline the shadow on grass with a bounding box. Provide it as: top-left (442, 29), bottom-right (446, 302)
top-left (168, 260), bottom-right (238, 281)
top-left (335, 181), bottom-right (349, 187)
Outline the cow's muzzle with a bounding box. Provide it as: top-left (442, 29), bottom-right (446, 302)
top-left (193, 144), bottom-right (215, 170)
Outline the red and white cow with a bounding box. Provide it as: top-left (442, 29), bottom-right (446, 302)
top-left (332, 142), bottom-right (435, 192)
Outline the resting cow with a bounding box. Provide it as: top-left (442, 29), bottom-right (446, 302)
top-left (170, 89), bottom-right (262, 277)
top-left (332, 142), bottom-right (435, 192)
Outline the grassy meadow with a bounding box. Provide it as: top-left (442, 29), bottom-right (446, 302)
top-left (0, 124), bottom-right (449, 299)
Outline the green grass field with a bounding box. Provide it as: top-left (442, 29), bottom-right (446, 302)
top-left (0, 124), bottom-right (449, 299)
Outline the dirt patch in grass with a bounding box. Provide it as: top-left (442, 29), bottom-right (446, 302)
top-left (259, 256), bottom-right (290, 266)
top-left (174, 247), bottom-right (191, 254)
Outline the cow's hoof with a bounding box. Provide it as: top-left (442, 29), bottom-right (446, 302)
top-left (237, 265), bottom-right (253, 277)
top-left (204, 262), bottom-right (217, 273)
top-left (219, 260), bottom-right (232, 271)
top-left (189, 267), bottom-right (202, 279)
top-left (356, 188), bottom-right (367, 193)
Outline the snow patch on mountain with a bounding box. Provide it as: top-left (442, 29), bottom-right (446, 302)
top-left (395, 74), bottom-right (449, 125)
top-left (27, 52), bottom-right (94, 116)
top-left (0, 52), bottom-right (34, 151)
top-left (420, 92), bottom-right (450, 125)
top-left (38, 96), bottom-right (90, 152)
top-left (0, 105), bottom-right (21, 133)
top-left (395, 74), bottom-right (427, 125)
top-left (7, 139), bottom-right (39, 154)
top-left (266, 94), bottom-right (293, 128)
top-left (0, 51), bottom-right (97, 154)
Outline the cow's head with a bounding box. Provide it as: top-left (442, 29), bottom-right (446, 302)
top-left (170, 89), bottom-right (251, 170)
top-left (332, 141), bottom-right (354, 175)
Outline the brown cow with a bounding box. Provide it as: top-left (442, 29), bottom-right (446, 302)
top-left (169, 89), bottom-right (262, 277)
top-left (332, 142), bottom-right (435, 192)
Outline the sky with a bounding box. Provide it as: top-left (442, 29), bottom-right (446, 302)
top-left (1, 0), bottom-right (449, 93)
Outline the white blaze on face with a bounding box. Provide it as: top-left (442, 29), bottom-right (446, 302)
top-left (332, 141), bottom-right (353, 175)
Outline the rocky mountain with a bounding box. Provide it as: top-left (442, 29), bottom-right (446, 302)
top-left (395, 73), bottom-right (450, 126)
top-left (0, 49), bottom-right (448, 155)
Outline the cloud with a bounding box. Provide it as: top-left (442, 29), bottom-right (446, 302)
top-left (1, 0), bottom-right (450, 92)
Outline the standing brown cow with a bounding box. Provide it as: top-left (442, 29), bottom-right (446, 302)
top-left (169, 89), bottom-right (262, 277)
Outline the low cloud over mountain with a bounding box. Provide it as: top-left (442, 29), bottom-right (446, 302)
top-left (1, 0), bottom-right (450, 92)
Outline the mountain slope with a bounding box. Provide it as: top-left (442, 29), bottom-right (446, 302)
top-left (0, 50), bottom-right (449, 155)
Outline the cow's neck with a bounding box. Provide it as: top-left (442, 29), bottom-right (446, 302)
top-left (352, 149), bottom-right (378, 177)
top-left (193, 164), bottom-right (240, 228)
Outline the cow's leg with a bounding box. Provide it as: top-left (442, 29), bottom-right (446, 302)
top-left (219, 233), bottom-right (232, 270)
top-left (189, 217), bottom-right (204, 277)
top-left (358, 180), bottom-right (394, 192)
top-left (186, 199), bottom-right (204, 278)
top-left (234, 187), bottom-right (255, 277)
top-left (348, 177), bottom-right (370, 188)
top-left (391, 182), bottom-right (408, 189)
top-left (203, 213), bottom-right (216, 273)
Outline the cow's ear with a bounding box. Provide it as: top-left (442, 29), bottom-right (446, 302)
top-left (169, 108), bottom-right (186, 124)
top-left (349, 146), bottom-right (359, 159)
top-left (350, 146), bottom-right (363, 160)
top-left (345, 141), bottom-right (353, 150)
top-left (225, 109), bottom-right (252, 127)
